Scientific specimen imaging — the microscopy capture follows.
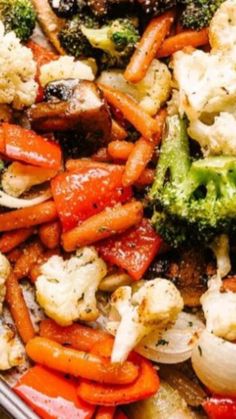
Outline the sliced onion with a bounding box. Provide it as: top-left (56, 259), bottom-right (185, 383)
top-left (0, 190), bottom-right (52, 208)
top-left (135, 312), bottom-right (204, 364)
top-left (192, 329), bottom-right (236, 396)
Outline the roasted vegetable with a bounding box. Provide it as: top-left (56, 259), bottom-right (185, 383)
top-left (0, 0), bottom-right (36, 41)
top-left (180, 0), bottom-right (224, 30)
top-left (48, 0), bottom-right (78, 17)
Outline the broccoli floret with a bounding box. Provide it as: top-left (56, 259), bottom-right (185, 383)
top-left (59, 13), bottom-right (100, 58)
top-left (0, 0), bottom-right (36, 41)
top-left (149, 115), bottom-right (236, 247)
top-left (179, 0), bottom-right (224, 30)
top-left (137, 0), bottom-right (177, 15)
top-left (81, 18), bottom-right (140, 68)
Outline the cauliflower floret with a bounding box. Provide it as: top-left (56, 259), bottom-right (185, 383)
top-left (0, 253), bottom-right (11, 314)
top-left (40, 56), bottom-right (95, 87)
top-left (188, 112), bottom-right (236, 156)
top-left (210, 0), bottom-right (236, 52)
top-left (36, 247), bottom-right (107, 326)
top-left (210, 234), bottom-right (231, 279)
top-left (0, 321), bottom-right (24, 370)
top-left (108, 278), bottom-right (183, 363)
top-left (98, 59), bottom-right (171, 116)
top-left (201, 288), bottom-right (236, 341)
top-left (0, 22), bottom-right (37, 109)
top-left (2, 162), bottom-right (57, 198)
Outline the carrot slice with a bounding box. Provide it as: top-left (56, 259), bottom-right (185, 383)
top-left (95, 406), bottom-right (116, 419)
top-left (111, 120), bottom-right (127, 141)
top-left (156, 28), bottom-right (209, 57)
top-left (77, 354), bottom-right (160, 406)
top-left (98, 84), bottom-right (159, 140)
top-left (40, 319), bottom-right (110, 352)
top-left (0, 228), bottom-right (34, 253)
top-left (108, 141), bottom-right (134, 161)
top-left (135, 168), bottom-right (155, 186)
top-left (39, 221), bottom-right (61, 249)
top-left (26, 337), bottom-right (139, 385)
top-left (62, 200), bottom-right (143, 252)
top-left (124, 11), bottom-right (175, 83)
top-left (6, 272), bottom-right (35, 343)
top-left (0, 201), bottom-right (58, 232)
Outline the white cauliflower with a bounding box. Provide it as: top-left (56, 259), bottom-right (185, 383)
top-left (36, 247), bottom-right (107, 326)
top-left (2, 162), bottom-right (57, 198)
top-left (40, 56), bottom-right (95, 87)
top-left (0, 321), bottom-right (24, 370)
top-left (0, 22), bottom-right (37, 109)
top-left (172, 0), bottom-right (236, 156)
top-left (201, 288), bottom-right (236, 341)
top-left (0, 253), bottom-right (11, 314)
top-left (108, 278), bottom-right (183, 363)
top-left (210, 0), bottom-right (236, 52)
top-left (98, 59), bottom-right (171, 116)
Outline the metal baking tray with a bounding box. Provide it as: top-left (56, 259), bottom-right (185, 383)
top-left (0, 379), bottom-right (39, 419)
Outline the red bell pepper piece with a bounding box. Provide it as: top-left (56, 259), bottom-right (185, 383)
top-left (14, 365), bottom-right (95, 419)
top-left (0, 123), bottom-right (62, 170)
top-left (96, 218), bottom-right (162, 280)
top-left (27, 41), bottom-right (58, 102)
top-left (51, 166), bottom-right (132, 232)
top-left (77, 353), bottom-right (160, 406)
top-left (203, 397), bottom-right (236, 419)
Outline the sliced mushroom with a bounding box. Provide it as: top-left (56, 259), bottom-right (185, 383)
top-left (28, 80), bottom-right (112, 143)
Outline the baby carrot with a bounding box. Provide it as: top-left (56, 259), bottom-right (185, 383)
top-left (98, 84), bottom-right (159, 140)
top-left (6, 272), bottom-right (35, 343)
top-left (0, 201), bottom-right (58, 232)
top-left (108, 141), bottom-right (134, 161)
top-left (124, 11), bottom-right (175, 83)
top-left (0, 228), bottom-right (34, 253)
top-left (156, 28), bottom-right (209, 57)
top-left (111, 120), bottom-right (127, 141)
top-left (13, 241), bottom-right (44, 280)
top-left (62, 201), bottom-right (143, 252)
top-left (39, 221), bottom-right (61, 249)
top-left (95, 406), bottom-right (116, 419)
top-left (26, 337), bottom-right (139, 385)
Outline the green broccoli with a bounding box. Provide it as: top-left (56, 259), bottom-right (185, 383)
top-left (0, 0), bottom-right (36, 41)
top-left (179, 0), bottom-right (224, 30)
top-left (149, 115), bottom-right (236, 247)
top-left (59, 13), bottom-right (100, 58)
top-left (80, 18), bottom-right (140, 68)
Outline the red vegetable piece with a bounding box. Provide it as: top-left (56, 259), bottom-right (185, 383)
top-left (203, 397), bottom-right (236, 419)
top-left (51, 166), bottom-right (132, 232)
top-left (96, 218), bottom-right (162, 280)
top-left (2, 123), bottom-right (62, 170)
top-left (14, 365), bottom-right (95, 419)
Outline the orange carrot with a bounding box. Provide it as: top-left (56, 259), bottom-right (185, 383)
top-left (7, 248), bottom-right (23, 263)
top-left (0, 228), bottom-right (34, 253)
top-left (111, 120), bottom-right (127, 141)
top-left (77, 354), bottom-right (160, 406)
top-left (124, 11), bottom-right (175, 83)
top-left (26, 337), bottom-right (139, 385)
top-left (91, 336), bottom-right (115, 359)
top-left (62, 200), bottom-right (143, 252)
top-left (6, 272), bottom-right (35, 343)
top-left (92, 147), bottom-right (111, 162)
top-left (0, 201), bottom-right (58, 232)
top-left (40, 319), bottom-right (110, 352)
top-left (98, 84), bottom-right (159, 140)
top-left (39, 221), bottom-right (61, 249)
top-left (222, 277), bottom-right (236, 292)
top-left (95, 406), bottom-right (116, 419)
top-left (108, 141), bottom-right (134, 161)
top-left (135, 168), bottom-right (155, 186)
top-left (156, 28), bottom-right (209, 58)
top-left (65, 159), bottom-right (121, 172)
top-left (122, 109), bottom-right (166, 186)
top-left (13, 241), bottom-right (44, 280)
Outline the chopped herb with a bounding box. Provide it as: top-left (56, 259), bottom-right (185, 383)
top-left (198, 345), bottom-right (203, 356)
top-left (156, 339), bottom-right (169, 347)
top-left (188, 321), bottom-right (193, 327)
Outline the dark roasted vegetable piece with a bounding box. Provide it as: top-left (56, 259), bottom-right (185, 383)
top-left (59, 13), bottom-right (100, 58)
top-left (0, 0), bottom-right (36, 41)
top-left (180, 0), bottom-right (224, 30)
top-left (136, 0), bottom-right (176, 15)
top-left (150, 115), bottom-right (236, 247)
top-left (44, 79), bottom-right (78, 102)
top-left (28, 80), bottom-right (112, 144)
top-left (81, 17), bottom-right (140, 68)
top-left (48, 0), bottom-right (78, 17)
